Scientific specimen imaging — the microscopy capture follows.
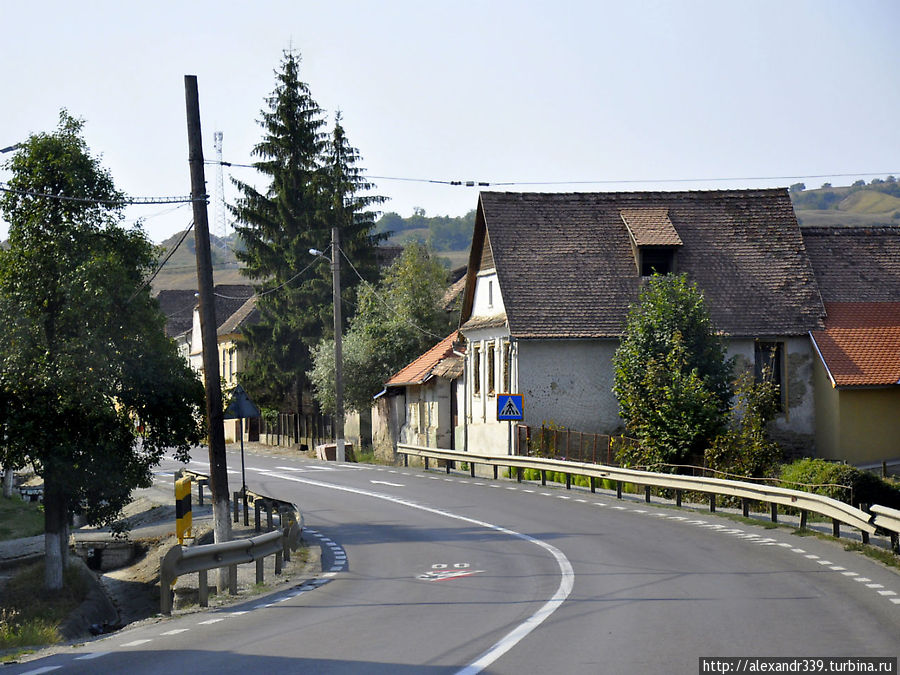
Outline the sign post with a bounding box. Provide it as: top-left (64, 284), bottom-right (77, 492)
top-left (497, 394), bottom-right (524, 456)
top-left (224, 384), bottom-right (260, 526)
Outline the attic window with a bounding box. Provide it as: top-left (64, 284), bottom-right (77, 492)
top-left (641, 247), bottom-right (675, 276)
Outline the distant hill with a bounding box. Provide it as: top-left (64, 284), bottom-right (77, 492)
top-left (151, 230), bottom-right (244, 291)
top-left (375, 208), bottom-right (474, 268)
top-left (789, 179), bottom-right (900, 228)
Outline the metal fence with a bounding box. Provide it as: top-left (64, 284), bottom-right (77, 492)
top-left (516, 423), bottom-right (640, 466)
top-left (261, 412), bottom-right (333, 451)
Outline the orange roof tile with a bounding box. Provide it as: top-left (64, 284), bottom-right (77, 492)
top-left (385, 332), bottom-right (460, 386)
top-left (811, 302), bottom-right (900, 387)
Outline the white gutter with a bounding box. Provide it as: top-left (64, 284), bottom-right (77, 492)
top-left (808, 331), bottom-right (837, 389)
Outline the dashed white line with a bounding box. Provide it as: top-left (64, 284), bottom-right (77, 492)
top-left (160, 629), bottom-right (190, 635)
top-left (199, 618), bottom-right (224, 625)
top-left (75, 652), bottom-right (111, 660)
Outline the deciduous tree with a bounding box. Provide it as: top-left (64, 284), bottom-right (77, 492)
top-left (612, 274), bottom-right (732, 466)
top-left (0, 112), bottom-right (205, 590)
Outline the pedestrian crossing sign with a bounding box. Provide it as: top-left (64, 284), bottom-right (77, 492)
top-left (497, 394), bottom-right (524, 421)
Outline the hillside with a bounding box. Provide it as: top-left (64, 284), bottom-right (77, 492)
top-left (150, 230), bottom-right (243, 291)
top-left (790, 179), bottom-right (900, 228)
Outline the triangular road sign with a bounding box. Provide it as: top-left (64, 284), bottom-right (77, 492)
top-left (224, 384), bottom-right (261, 419)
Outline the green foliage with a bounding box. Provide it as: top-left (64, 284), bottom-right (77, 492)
top-left (0, 112), bottom-right (205, 587)
top-left (375, 209), bottom-right (475, 252)
top-left (778, 458), bottom-right (900, 509)
top-left (705, 371), bottom-right (781, 478)
top-left (612, 274), bottom-right (732, 466)
top-left (232, 51), bottom-right (384, 412)
top-left (310, 242), bottom-right (455, 413)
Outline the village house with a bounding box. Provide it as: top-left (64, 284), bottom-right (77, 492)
top-left (802, 226), bottom-right (900, 466)
top-left (456, 189), bottom-right (826, 457)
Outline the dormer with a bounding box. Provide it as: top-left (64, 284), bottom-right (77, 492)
top-left (619, 207), bottom-right (683, 276)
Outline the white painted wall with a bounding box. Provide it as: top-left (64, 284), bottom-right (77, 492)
top-left (472, 271), bottom-right (505, 317)
top-left (518, 339), bottom-right (621, 434)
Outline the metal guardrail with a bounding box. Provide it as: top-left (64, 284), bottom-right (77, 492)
top-left (397, 444), bottom-right (900, 549)
top-left (159, 470), bottom-right (304, 614)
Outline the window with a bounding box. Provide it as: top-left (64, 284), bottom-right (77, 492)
top-left (755, 341), bottom-right (785, 411)
top-left (640, 248), bottom-right (675, 276)
top-left (472, 344), bottom-right (481, 396)
top-left (487, 343), bottom-right (496, 395)
top-left (502, 341), bottom-right (511, 393)
top-left (488, 280), bottom-right (494, 307)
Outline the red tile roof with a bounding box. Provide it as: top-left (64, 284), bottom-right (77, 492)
top-left (811, 302), bottom-right (900, 387)
top-left (385, 332), bottom-right (460, 386)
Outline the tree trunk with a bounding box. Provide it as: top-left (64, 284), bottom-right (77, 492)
top-left (43, 475), bottom-right (67, 590)
top-left (2, 467), bottom-right (13, 498)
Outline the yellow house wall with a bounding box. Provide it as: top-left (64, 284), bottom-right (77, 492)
top-left (836, 388), bottom-right (900, 464)
top-left (812, 354), bottom-right (841, 460)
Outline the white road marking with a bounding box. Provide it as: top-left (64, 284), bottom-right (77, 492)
top-left (891, 598), bottom-right (900, 605)
top-left (830, 566), bottom-right (846, 571)
top-left (817, 560), bottom-right (833, 565)
top-left (370, 480), bottom-right (404, 487)
top-left (18, 668), bottom-right (61, 674)
top-left (855, 578), bottom-right (872, 583)
top-left (842, 572), bottom-right (858, 577)
top-left (199, 618), bottom-right (224, 625)
top-left (877, 590), bottom-right (897, 596)
top-left (75, 652), bottom-right (111, 660)
top-left (791, 548), bottom-right (805, 553)
top-left (258, 471), bottom-right (574, 675)
top-left (161, 629), bottom-right (190, 635)
top-left (867, 583), bottom-right (885, 589)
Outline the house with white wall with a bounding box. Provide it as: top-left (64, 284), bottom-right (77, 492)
top-left (458, 189), bottom-right (826, 457)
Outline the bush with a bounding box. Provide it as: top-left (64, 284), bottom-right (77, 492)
top-left (778, 458), bottom-right (900, 509)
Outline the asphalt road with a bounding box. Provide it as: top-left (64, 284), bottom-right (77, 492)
top-left (9, 448), bottom-right (899, 674)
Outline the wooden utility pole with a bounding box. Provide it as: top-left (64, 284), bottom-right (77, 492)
top-left (184, 75), bottom-right (232, 591)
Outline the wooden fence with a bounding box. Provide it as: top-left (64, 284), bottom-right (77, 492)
top-left (261, 412), bottom-right (333, 451)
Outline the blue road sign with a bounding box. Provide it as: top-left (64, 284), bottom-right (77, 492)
top-left (497, 394), bottom-right (524, 421)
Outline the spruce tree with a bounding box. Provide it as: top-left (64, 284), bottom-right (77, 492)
top-left (233, 51), bottom-right (383, 413)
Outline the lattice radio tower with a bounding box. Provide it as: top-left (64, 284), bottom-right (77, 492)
top-left (212, 131), bottom-right (227, 242)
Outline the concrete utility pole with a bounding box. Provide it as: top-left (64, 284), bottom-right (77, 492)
top-left (184, 75), bottom-right (232, 591)
top-left (331, 226), bottom-right (346, 463)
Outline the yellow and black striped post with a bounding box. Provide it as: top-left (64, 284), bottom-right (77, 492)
top-left (175, 475), bottom-right (192, 544)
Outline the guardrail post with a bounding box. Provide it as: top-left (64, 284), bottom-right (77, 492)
top-left (256, 558), bottom-right (264, 585)
top-left (590, 476), bottom-right (596, 493)
top-left (255, 501), bottom-right (262, 532)
top-left (799, 510), bottom-right (808, 529)
top-left (229, 565), bottom-right (237, 594)
top-left (275, 550), bottom-right (283, 575)
top-left (266, 502), bottom-right (274, 532)
top-left (616, 481), bottom-right (622, 500)
top-left (891, 533), bottom-right (899, 554)
top-left (199, 569), bottom-right (208, 607)
top-left (446, 461), bottom-right (451, 475)
top-left (197, 479), bottom-right (205, 506)
top-left (403, 453), bottom-right (408, 468)
top-left (470, 462), bottom-right (475, 478)
top-left (517, 467), bottom-right (523, 483)
top-left (566, 474), bottom-right (571, 490)
top-left (541, 470), bottom-right (547, 487)
top-left (644, 486), bottom-right (651, 503)
top-left (283, 531), bottom-right (291, 562)
top-left (742, 498), bottom-right (750, 518)
top-left (424, 457), bottom-right (429, 470)
top-left (770, 503), bottom-right (778, 523)
top-left (675, 489), bottom-right (682, 507)
top-left (709, 494), bottom-right (716, 512)
top-left (233, 492), bottom-right (240, 523)
top-left (832, 519), bottom-right (840, 538)
top-left (493, 465), bottom-right (498, 480)
top-left (160, 556), bottom-right (173, 615)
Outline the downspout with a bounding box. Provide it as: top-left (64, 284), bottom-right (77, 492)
top-left (453, 348), bottom-right (468, 452)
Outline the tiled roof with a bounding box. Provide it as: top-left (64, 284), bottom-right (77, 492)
top-left (801, 226), bottom-right (900, 303)
top-left (218, 295), bottom-right (259, 336)
top-left (462, 189), bottom-right (824, 338)
top-left (155, 289), bottom-right (198, 338)
top-left (811, 302), bottom-right (900, 387)
top-left (212, 285), bottom-right (255, 331)
top-left (385, 332), bottom-right (460, 387)
top-left (620, 207), bottom-right (683, 246)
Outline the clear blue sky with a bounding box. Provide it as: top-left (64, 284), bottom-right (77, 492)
top-left (1, 0), bottom-right (898, 243)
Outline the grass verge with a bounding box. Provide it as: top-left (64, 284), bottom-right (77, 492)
top-left (0, 561), bottom-right (88, 660)
top-left (0, 496), bottom-right (44, 541)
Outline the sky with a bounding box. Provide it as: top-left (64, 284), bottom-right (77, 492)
top-left (1, 0), bottom-right (899, 244)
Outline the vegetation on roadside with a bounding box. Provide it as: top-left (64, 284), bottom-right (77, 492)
top-left (777, 458), bottom-right (900, 509)
top-left (0, 562), bottom-right (88, 653)
top-left (0, 495), bottom-right (43, 541)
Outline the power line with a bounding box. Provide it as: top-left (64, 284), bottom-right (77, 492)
top-left (213, 258), bottom-right (320, 300)
top-left (0, 182), bottom-right (201, 206)
top-left (127, 220), bottom-right (195, 303)
top-left (203, 160), bottom-right (900, 189)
